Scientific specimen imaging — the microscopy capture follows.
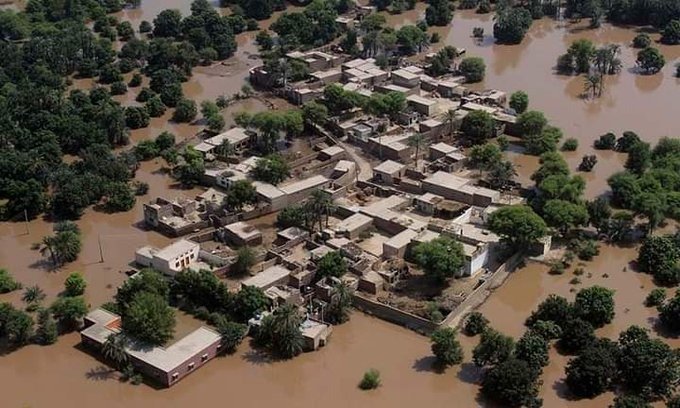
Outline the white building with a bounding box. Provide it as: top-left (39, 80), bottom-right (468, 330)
top-left (135, 239), bottom-right (200, 276)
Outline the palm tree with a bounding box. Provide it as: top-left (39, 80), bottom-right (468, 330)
top-left (444, 109), bottom-right (457, 136)
top-left (271, 304), bottom-right (304, 359)
top-left (102, 333), bottom-right (129, 370)
top-left (326, 281), bottom-right (354, 324)
top-left (307, 190), bottom-right (334, 232)
top-left (407, 133), bottom-right (427, 169)
top-left (583, 74), bottom-right (601, 99)
top-left (39, 235), bottom-right (59, 266)
top-left (22, 285), bottom-right (46, 306)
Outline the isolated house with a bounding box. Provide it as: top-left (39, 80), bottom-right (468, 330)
top-left (135, 239), bottom-right (200, 276)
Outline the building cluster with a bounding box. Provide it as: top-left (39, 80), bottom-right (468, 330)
top-left (80, 14), bottom-right (545, 387)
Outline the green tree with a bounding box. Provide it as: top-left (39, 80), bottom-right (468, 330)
top-left (487, 205), bottom-right (548, 250)
top-left (396, 25), bottom-right (429, 55)
top-left (460, 110), bottom-right (495, 144)
top-left (22, 285), bottom-right (46, 307)
top-left (326, 280), bottom-right (354, 324)
top-left (514, 332), bottom-right (549, 374)
top-left (301, 101), bottom-right (329, 127)
top-left (51, 296), bottom-right (88, 330)
top-left (637, 235), bottom-right (680, 285)
top-left (0, 269), bottom-right (21, 293)
top-left (587, 198), bottom-right (612, 234)
top-left (145, 96), bottom-right (166, 117)
top-left (459, 57), bottom-right (486, 83)
top-left (559, 318), bottom-right (596, 354)
top-left (659, 291), bottom-right (680, 333)
top-left (102, 332), bottom-right (129, 369)
top-left (617, 326), bottom-right (679, 400)
top-left (276, 205), bottom-right (307, 229)
top-left (425, 0), bottom-right (453, 26)
top-left (661, 20), bottom-right (680, 45)
top-left (270, 303), bottom-right (304, 359)
top-left (64, 272), bottom-right (87, 297)
top-left (488, 160), bottom-right (518, 190)
top-left (35, 308), bottom-right (58, 345)
top-left (625, 141), bottom-right (651, 174)
top-left (153, 9), bottom-right (183, 38)
top-left (407, 133), bottom-right (427, 168)
top-left (105, 182), bottom-right (136, 212)
top-left (529, 320), bottom-right (562, 340)
top-left (2, 307), bottom-right (34, 345)
top-left (464, 311), bottom-right (489, 336)
top-left (542, 199), bottom-right (589, 236)
top-left (565, 339), bottom-right (619, 398)
top-left (224, 180), bottom-right (257, 211)
top-left (517, 110), bottom-right (548, 136)
top-left (610, 395), bottom-right (652, 408)
top-left (121, 292), bottom-right (175, 346)
top-left (115, 268), bottom-right (170, 312)
top-left (359, 368), bottom-right (381, 390)
top-left (526, 294), bottom-right (573, 328)
top-left (509, 91), bottom-right (529, 113)
top-left (481, 358), bottom-right (540, 407)
top-left (412, 237), bottom-right (465, 282)
top-left (251, 154), bottom-right (290, 185)
top-left (232, 247), bottom-right (256, 276)
top-left (173, 99), bottom-right (198, 123)
top-left (233, 285), bottom-right (269, 322)
top-left (634, 192), bottom-right (667, 232)
top-left (469, 142), bottom-right (502, 172)
top-left (573, 286), bottom-right (615, 328)
top-left (636, 47), bottom-right (666, 74)
top-left (316, 251), bottom-right (347, 280)
top-left (430, 327), bottom-right (464, 367)
top-left (493, 7), bottom-right (533, 44)
top-left (125, 106), bottom-right (150, 129)
top-left (217, 320), bottom-right (247, 354)
top-left (645, 288), bottom-right (666, 307)
top-left (473, 328), bottom-right (515, 366)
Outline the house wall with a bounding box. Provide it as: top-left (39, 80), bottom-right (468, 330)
top-left (131, 338), bottom-right (221, 388)
top-left (463, 245), bottom-right (490, 277)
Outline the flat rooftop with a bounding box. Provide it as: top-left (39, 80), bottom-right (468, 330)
top-left (154, 240), bottom-right (198, 262)
top-left (241, 265), bottom-right (291, 289)
top-left (279, 175), bottom-right (329, 195)
top-left (423, 171), bottom-right (470, 190)
top-left (374, 160), bottom-right (405, 175)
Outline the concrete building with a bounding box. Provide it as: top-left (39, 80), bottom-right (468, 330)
top-left (429, 142), bottom-right (458, 161)
top-left (373, 160), bottom-right (406, 185)
top-left (80, 309), bottom-right (221, 388)
top-left (194, 127), bottom-right (250, 156)
top-left (391, 68), bottom-right (421, 88)
top-left (279, 175), bottom-right (331, 206)
top-left (222, 221), bottom-right (263, 247)
top-left (421, 171), bottom-right (500, 207)
top-left (301, 318), bottom-right (333, 351)
top-left (382, 229), bottom-right (418, 259)
top-left (407, 94), bottom-right (438, 116)
top-left (241, 265), bottom-right (291, 290)
top-left (419, 118), bottom-right (445, 140)
top-left (413, 192), bottom-right (445, 215)
top-left (318, 145), bottom-right (346, 161)
top-left (334, 213), bottom-right (373, 239)
top-left (143, 196), bottom-right (208, 237)
top-left (135, 239), bottom-right (200, 276)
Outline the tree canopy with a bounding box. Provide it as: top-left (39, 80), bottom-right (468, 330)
top-left (412, 237), bottom-right (466, 282)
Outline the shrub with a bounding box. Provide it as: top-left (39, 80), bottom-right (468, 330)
top-left (359, 369), bottom-right (381, 390)
top-left (645, 288), bottom-right (666, 307)
top-left (464, 311), bottom-right (489, 336)
top-left (561, 138), bottom-right (578, 151)
top-left (632, 33), bottom-right (651, 48)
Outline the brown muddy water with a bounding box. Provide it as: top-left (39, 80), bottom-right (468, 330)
top-left (1, 2), bottom-right (678, 407)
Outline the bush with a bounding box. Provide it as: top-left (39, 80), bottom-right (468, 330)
top-left (459, 57), bottom-right (486, 83)
top-left (110, 81), bottom-right (127, 95)
top-left (172, 99), bottom-right (198, 123)
top-left (0, 269), bottom-right (21, 293)
top-left (136, 87), bottom-right (155, 103)
top-left (128, 73), bottom-right (142, 88)
top-left (632, 33), bottom-right (651, 48)
top-left (645, 288), bottom-right (666, 307)
top-left (464, 311), bottom-right (489, 336)
top-left (509, 91), bottom-right (528, 114)
top-left (430, 327), bottom-right (464, 367)
top-left (359, 369), bottom-right (381, 390)
top-left (561, 138), bottom-right (578, 151)
top-left (594, 132), bottom-right (616, 149)
top-left (64, 272), bottom-right (86, 297)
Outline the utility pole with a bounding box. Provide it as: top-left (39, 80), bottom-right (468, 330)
top-left (24, 209), bottom-right (29, 235)
top-left (98, 235), bottom-right (104, 263)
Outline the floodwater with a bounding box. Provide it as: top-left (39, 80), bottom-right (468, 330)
top-left (386, 5), bottom-right (679, 198)
top-left (1, 1), bottom-right (678, 407)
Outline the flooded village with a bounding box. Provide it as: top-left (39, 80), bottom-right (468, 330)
top-left (0, 0), bottom-right (679, 407)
